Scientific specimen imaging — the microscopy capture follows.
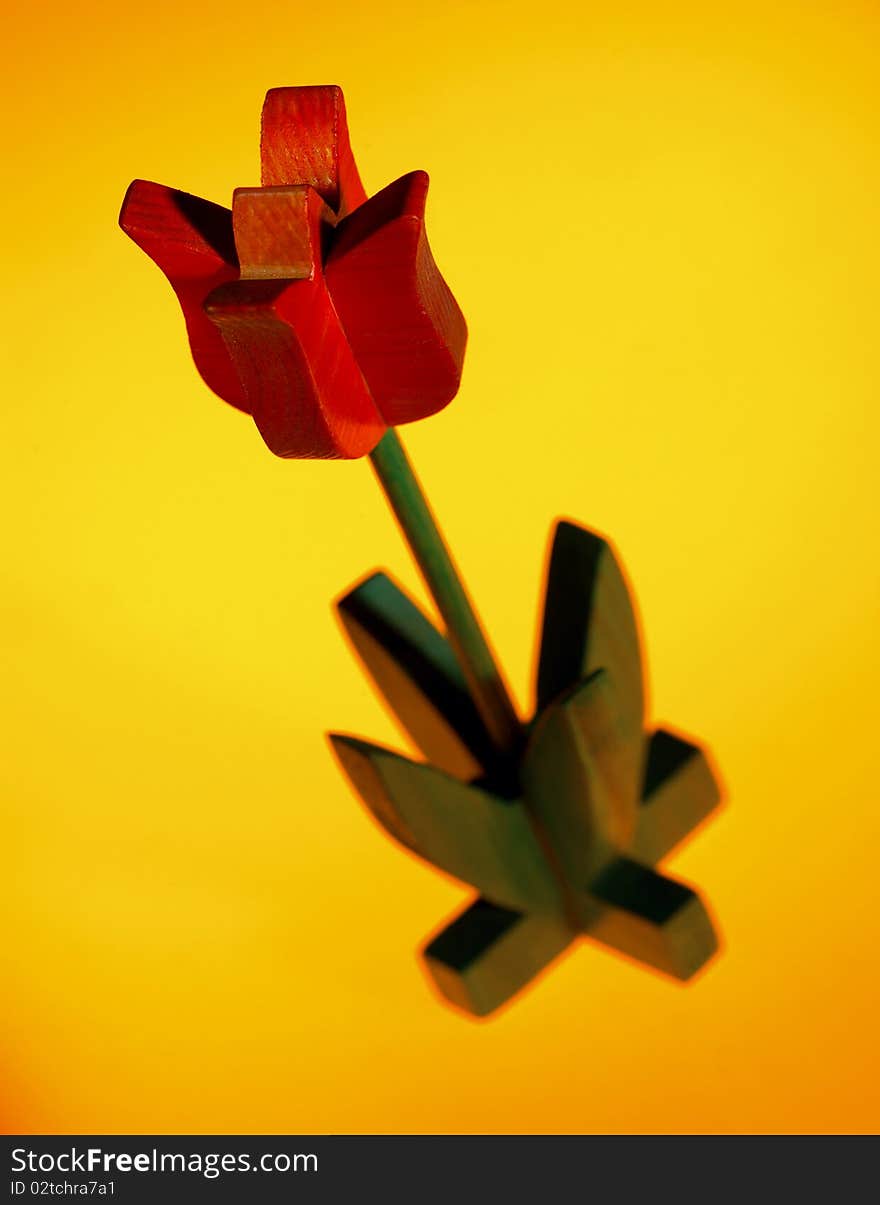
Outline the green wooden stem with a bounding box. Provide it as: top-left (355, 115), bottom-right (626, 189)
top-left (369, 429), bottom-right (521, 759)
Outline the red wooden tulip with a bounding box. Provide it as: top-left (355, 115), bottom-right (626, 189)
top-left (120, 85), bottom-right (467, 458)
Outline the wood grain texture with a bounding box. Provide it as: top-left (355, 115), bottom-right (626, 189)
top-left (260, 85), bottom-right (367, 217)
top-left (326, 172), bottom-right (467, 425)
top-left (328, 735), bottom-right (562, 915)
top-left (336, 572), bottom-right (497, 782)
top-left (118, 180), bottom-right (247, 411)
top-left (422, 898), bottom-right (575, 1018)
top-left (204, 186), bottom-right (386, 459)
top-left (233, 185), bottom-right (332, 280)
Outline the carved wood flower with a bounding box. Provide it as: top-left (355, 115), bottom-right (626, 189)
top-left (119, 86), bottom-right (466, 458)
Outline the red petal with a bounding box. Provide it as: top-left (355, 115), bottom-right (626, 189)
top-left (119, 180), bottom-right (249, 412)
top-left (325, 171), bottom-right (467, 426)
top-left (260, 86), bottom-right (367, 218)
top-left (205, 186), bottom-right (385, 458)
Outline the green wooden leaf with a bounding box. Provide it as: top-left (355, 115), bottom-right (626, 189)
top-left (422, 896), bottom-right (575, 1018)
top-left (536, 522), bottom-right (644, 740)
top-left (522, 669), bottom-right (643, 884)
top-left (580, 856), bottom-right (718, 980)
top-left (631, 729), bottom-right (723, 864)
top-left (337, 571), bottom-right (497, 781)
top-left (329, 734), bottom-right (562, 914)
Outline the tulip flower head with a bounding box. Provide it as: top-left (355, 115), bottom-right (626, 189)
top-left (120, 85), bottom-right (467, 458)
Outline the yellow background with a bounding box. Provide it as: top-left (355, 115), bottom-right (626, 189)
top-left (3, 0), bottom-right (878, 1133)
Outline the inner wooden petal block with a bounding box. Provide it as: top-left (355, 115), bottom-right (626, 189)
top-left (232, 185), bottom-right (333, 280)
top-left (326, 171), bottom-right (467, 426)
top-left (260, 85), bottom-right (367, 218)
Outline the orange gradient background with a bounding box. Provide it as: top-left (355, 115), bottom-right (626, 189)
top-left (2, 0), bottom-right (878, 1134)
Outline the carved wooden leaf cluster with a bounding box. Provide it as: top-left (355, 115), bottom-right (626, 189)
top-left (332, 521), bottom-right (723, 1017)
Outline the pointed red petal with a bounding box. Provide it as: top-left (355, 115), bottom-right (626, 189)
top-left (325, 171), bottom-right (467, 426)
top-left (119, 180), bottom-right (249, 412)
